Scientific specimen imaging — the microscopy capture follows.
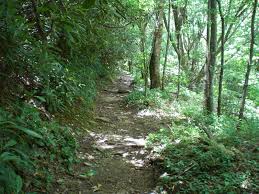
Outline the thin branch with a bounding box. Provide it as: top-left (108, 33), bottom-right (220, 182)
top-left (163, 13), bottom-right (180, 56)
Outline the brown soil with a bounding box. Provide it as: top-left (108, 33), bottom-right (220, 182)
top-left (52, 74), bottom-right (170, 194)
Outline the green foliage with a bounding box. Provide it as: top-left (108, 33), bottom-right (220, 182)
top-left (0, 0), bottom-right (138, 191)
top-left (147, 112), bottom-right (259, 193)
top-left (0, 104), bottom-right (78, 193)
top-left (248, 84), bottom-right (259, 106)
top-left (36, 63), bottom-right (99, 113)
top-left (125, 89), bottom-right (172, 108)
top-left (79, 169), bottom-right (97, 179)
top-left (0, 165), bottom-right (22, 194)
top-left (0, 0), bottom-right (258, 192)
top-left (0, 107), bottom-right (35, 193)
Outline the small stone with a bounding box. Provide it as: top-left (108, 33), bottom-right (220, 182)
top-left (118, 86), bottom-right (131, 93)
top-left (88, 120), bottom-right (97, 125)
top-left (113, 150), bottom-right (124, 156)
top-left (83, 162), bottom-right (93, 167)
top-left (57, 179), bottom-right (64, 184)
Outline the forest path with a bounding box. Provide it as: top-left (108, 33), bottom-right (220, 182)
top-left (55, 73), bottom-right (171, 194)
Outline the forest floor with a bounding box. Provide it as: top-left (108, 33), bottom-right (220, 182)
top-left (53, 73), bottom-right (171, 194)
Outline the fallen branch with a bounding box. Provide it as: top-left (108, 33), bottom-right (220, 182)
top-left (178, 162), bottom-right (196, 177)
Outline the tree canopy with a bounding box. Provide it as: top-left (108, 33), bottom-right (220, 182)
top-left (0, 0), bottom-right (258, 193)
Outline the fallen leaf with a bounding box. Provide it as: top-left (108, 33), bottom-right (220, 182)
top-left (92, 183), bottom-right (102, 192)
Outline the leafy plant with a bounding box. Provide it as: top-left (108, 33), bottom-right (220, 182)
top-left (0, 103), bottom-right (79, 193)
top-left (125, 89), bottom-right (172, 108)
top-left (147, 114), bottom-right (258, 193)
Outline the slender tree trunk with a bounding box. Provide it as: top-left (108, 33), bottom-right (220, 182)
top-left (239, 0), bottom-right (257, 119)
top-left (176, 52), bottom-right (181, 99)
top-left (149, 0), bottom-right (164, 89)
top-left (31, 0), bottom-right (45, 40)
top-left (56, 0), bottom-right (71, 58)
top-left (217, 0), bottom-right (225, 116)
top-left (139, 21), bottom-right (148, 96)
top-left (173, 4), bottom-right (181, 98)
top-left (2, 0), bottom-right (8, 27)
top-left (128, 60), bottom-right (133, 73)
top-left (0, 0), bottom-right (8, 84)
top-left (172, 2), bottom-right (187, 98)
top-left (162, 0), bottom-right (171, 91)
top-left (204, 0), bottom-right (217, 114)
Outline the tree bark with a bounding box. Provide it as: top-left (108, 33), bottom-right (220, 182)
top-left (171, 1), bottom-right (187, 98)
top-left (204, 0), bottom-right (217, 114)
top-left (239, 0), bottom-right (257, 119)
top-left (149, 0), bottom-right (164, 89)
top-left (217, 0), bottom-right (224, 116)
top-left (162, 0), bottom-right (171, 91)
top-left (128, 60), bottom-right (133, 73)
top-left (139, 21), bottom-right (148, 96)
top-left (0, 0), bottom-right (8, 86)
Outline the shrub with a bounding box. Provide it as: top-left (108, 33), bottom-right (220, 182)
top-left (0, 104), bottom-right (77, 193)
top-left (147, 115), bottom-right (258, 193)
top-left (125, 89), bottom-right (172, 109)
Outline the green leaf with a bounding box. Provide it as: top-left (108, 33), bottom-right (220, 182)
top-left (35, 96), bottom-right (46, 102)
top-left (82, 0), bottom-right (96, 9)
top-left (3, 139), bottom-right (17, 149)
top-left (0, 165), bottom-right (23, 193)
top-left (79, 169), bottom-right (96, 179)
top-left (15, 126), bottom-right (43, 139)
top-left (15, 175), bottom-right (23, 193)
top-left (0, 152), bottom-right (21, 163)
top-left (87, 169), bottom-right (96, 177)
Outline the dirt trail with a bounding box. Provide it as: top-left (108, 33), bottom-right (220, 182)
top-left (54, 74), bottom-right (170, 194)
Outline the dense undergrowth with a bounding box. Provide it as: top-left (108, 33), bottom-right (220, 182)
top-left (0, 105), bottom-right (78, 193)
top-left (0, 1), bottom-right (133, 193)
top-left (147, 117), bottom-right (258, 193)
top-left (126, 85), bottom-right (258, 193)
top-left (0, 65), bottom-right (104, 193)
top-left (0, 0), bottom-right (258, 193)
top-left (125, 89), bottom-right (173, 109)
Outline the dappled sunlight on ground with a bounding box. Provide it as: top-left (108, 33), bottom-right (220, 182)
top-left (136, 106), bottom-right (182, 120)
top-left (126, 158), bottom-right (145, 167)
top-left (88, 132), bottom-right (148, 168)
top-left (58, 74), bottom-right (172, 193)
top-left (89, 133), bottom-right (145, 147)
top-left (137, 109), bottom-right (159, 118)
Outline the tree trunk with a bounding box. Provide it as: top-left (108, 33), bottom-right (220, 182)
top-left (139, 21), bottom-right (148, 96)
top-left (128, 60), bottom-right (133, 73)
top-left (176, 52), bottom-right (181, 99)
top-left (172, 2), bottom-right (187, 98)
top-left (0, 0), bottom-right (8, 90)
top-left (217, 0), bottom-right (225, 116)
top-left (204, 0), bottom-right (217, 114)
top-left (239, 0), bottom-right (257, 119)
top-left (162, 0), bottom-right (171, 91)
top-left (149, 0), bottom-right (164, 89)
top-left (31, 0), bottom-right (46, 40)
top-left (56, 0), bottom-right (71, 58)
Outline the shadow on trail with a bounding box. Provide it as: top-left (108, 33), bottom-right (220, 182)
top-left (54, 73), bottom-right (171, 194)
